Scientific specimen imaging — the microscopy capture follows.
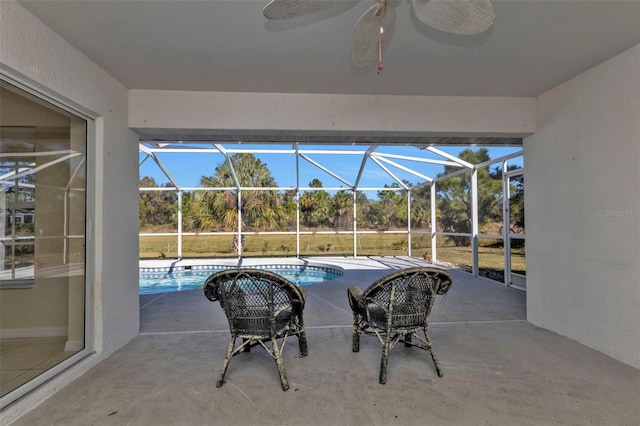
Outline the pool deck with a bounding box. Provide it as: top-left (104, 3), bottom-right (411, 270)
top-left (12, 256), bottom-right (640, 425)
top-left (139, 255), bottom-right (410, 270)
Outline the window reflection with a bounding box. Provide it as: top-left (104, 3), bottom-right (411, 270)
top-left (0, 81), bottom-right (87, 399)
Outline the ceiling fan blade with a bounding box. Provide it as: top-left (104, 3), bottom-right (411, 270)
top-left (263, 0), bottom-right (344, 20)
top-left (412, 0), bottom-right (496, 35)
top-left (350, 2), bottom-right (396, 69)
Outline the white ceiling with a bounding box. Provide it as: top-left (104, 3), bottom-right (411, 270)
top-left (18, 0), bottom-right (640, 97)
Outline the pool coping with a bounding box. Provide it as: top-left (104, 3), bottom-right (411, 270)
top-left (139, 257), bottom-right (345, 276)
top-left (139, 255), bottom-right (437, 272)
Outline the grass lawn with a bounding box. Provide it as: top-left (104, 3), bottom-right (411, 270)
top-left (140, 233), bottom-right (526, 275)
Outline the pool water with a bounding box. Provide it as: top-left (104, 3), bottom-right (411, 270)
top-left (139, 264), bottom-right (343, 295)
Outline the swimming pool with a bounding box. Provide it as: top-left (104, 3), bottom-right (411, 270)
top-left (139, 263), bottom-right (343, 295)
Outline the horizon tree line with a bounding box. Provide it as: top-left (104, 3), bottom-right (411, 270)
top-left (139, 149), bottom-right (524, 246)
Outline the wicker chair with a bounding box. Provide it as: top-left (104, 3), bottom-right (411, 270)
top-left (347, 267), bottom-right (453, 384)
top-left (203, 268), bottom-right (308, 391)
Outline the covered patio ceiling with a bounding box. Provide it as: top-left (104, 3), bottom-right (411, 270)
top-left (17, 1), bottom-right (640, 97)
top-left (18, 1), bottom-right (638, 150)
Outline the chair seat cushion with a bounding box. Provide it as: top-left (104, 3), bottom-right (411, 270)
top-left (367, 304), bottom-right (427, 329)
top-left (232, 306), bottom-right (293, 336)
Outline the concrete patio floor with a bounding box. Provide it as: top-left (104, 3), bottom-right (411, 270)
top-left (11, 257), bottom-right (640, 425)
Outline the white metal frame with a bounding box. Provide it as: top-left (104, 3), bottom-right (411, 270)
top-left (139, 141), bottom-right (525, 286)
top-left (503, 166), bottom-right (526, 289)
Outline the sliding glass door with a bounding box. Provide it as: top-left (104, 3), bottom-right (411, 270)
top-left (0, 79), bottom-right (90, 405)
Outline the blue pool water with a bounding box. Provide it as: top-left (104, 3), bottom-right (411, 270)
top-left (139, 264), bottom-right (343, 295)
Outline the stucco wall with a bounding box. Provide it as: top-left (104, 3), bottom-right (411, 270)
top-left (129, 90), bottom-right (536, 136)
top-left (1, 0), bottom-right (140, 417)
top-left (525, 44), bottom-right (640, 368)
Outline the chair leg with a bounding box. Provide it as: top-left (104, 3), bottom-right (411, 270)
top-left (298, 331), bottom-right (308, 357)
top-left (379, 338), bottom-right (391, 384)
top-left (424, 327), bottom-right (443, 377)
top-left (297, 316), bottom-right (308, 357)
top-left (352, 315), bottom-right (361, 352)
top-left (404, 333), bottom-right (412, 347)
top-left (271, 337), bottom-right (290, 391)
top-left (217, 336), bottom-right (237, 387)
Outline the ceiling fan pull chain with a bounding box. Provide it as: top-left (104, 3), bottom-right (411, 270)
top-left (377, 23), bottom-right (384, 74)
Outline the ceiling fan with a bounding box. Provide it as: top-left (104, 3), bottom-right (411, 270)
top-left (263, 0), bottom-right (496, 73)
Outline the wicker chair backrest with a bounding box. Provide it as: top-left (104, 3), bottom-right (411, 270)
top-left (204, 269), bottom-right (303, 337)
top-left (362, 267), bottom-right (453, 329)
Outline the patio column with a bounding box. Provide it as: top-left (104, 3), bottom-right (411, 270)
top-left (237, 190), bottom-right (242, 257)
top-left (295, 148), bottom-right (300, 258)
top-left (352, 190), bottom-right (357, 257)
top-left (430, 182), bottom-right (437, 262)
top-left (471, 169), bottom-right (479, 277)
top-left (407, 189), bottom-right (412, 257)
top-left (177, 190), bottom-right (182, 259)
top-left (502, 160), bottom-right (510, 286)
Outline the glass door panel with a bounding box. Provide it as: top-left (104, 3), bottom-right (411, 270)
top-left (1, 81), bottom-right (87, 400)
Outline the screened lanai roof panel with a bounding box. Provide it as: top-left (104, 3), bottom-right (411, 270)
top-left (139, 150), bottom-right (228, 188)
top-left (139, 152), bottom-right (174, 187)
top-left (139, 141), bottom-right (523, 190)
top-left (298, 151), bottom-right (363, 189)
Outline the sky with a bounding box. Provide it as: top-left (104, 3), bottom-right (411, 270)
top-left (139, 144), bottom-right (523, 192)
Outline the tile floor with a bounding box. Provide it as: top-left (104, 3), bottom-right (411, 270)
top-left (1, 337), bottom-right (74, 397)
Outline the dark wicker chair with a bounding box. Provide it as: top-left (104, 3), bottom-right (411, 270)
top-left (347, 267), bottom-right (453, 384)
top-left (203, 268), bottom-right (308, 391)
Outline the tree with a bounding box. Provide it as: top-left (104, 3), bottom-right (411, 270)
top-left (281, 189), bottom-right (298, 229)
top-left (436, 148), bottom-right (503, 246)
top-left (329, 190), bottom-right (353, 230)
top-left (299, 178), bottom-right (330, 228)
top-left (354, 190), bottom-right (374, 229)
top-left (196, 153), bottom-right (285, 232)
top-left (375, 183), bottom-right (408, 229)
top-left (410, 184), bottom-right (431, 230)
top-left (505, 169), bottom-right (525, 247)
top-left (181, 191), bottom-right (199, 232)
top-left (507, 170), bottom-right (524, 233)
top-left (139, 176), bottom-right (177, 229)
